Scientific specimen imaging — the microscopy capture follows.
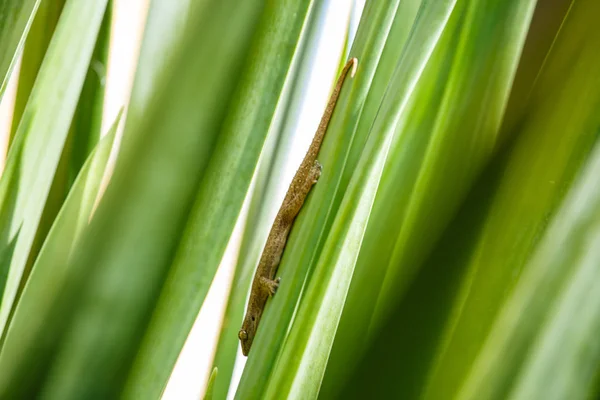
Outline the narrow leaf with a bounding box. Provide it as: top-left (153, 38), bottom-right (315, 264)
top-left (0, 111), bottom-right (121, 397)
top-left (423, 1), bottom-right (600, 396)
top-left (0, 0), bottom-right (110, 336)
top-left (210, 1), bottom-right (350, 397)
top-left (0, 0), bottom-right (41, 98)
top-left (9, 0), bottom-right (66, 143)
top-left (203, 368), bottom-right (218, 400)
top-left (264, 2), bottom-right (459, 397)
top-left (124, 0), bottom-right (312, 397)
top-left (9, 2), bottom-right (266, 398)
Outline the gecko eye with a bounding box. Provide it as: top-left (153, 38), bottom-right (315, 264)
top-left (238, 330), bottom-right (248, 340)
top-left (251, 316), bottom-right (255, 322)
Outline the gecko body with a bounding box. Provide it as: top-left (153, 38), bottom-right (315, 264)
top-left (238, 58), bottom-right (358, 356)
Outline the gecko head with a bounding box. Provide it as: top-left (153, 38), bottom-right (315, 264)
top-left (239, 311), bottom-right (261, 356)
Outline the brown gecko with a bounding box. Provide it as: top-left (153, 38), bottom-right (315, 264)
top-left (238, 57), bottom-right (358, 356)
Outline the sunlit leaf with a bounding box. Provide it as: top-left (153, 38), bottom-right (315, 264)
top-left (0, 0), bottom-right (110, 337)
top-left (0, 111), bottom-right (121, 396)
top-left (210, 1), bottom-right (349, 397)
top-left (9, 0), bottom-right (66, 143)
top-left (124, 0), bottom-right (313, 398)
top-left (3, 1), bottom-right (266, 398)
top-left (0, 0), bottom-right (41, 98)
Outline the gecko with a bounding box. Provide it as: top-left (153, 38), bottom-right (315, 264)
top-left (238, 57), bottom-right (358, 356)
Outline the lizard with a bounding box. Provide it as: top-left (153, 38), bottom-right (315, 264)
top-left (238, 57), bottom-right (358, 356)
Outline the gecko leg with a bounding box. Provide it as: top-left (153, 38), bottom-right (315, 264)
top-left (259, 276), bottom-right (281, 296)
top-left (310, 160), bottom-right (322, 184)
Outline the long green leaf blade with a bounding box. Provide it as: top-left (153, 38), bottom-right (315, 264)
top-left (460, 123), bottom-right (600, 400)
top-left (263, 2), bottom-right (459, 397)
top-left (123, 1), bottom-right (313, 397)
top-left (9, 0), bottom-right (66, 143)
top-left (456, 2), bottom-right (600, 398)
top-left (67, 0), bottom-right (112, 184)
top-left (12, 1), bottom-right (113, 319)
top-left (121, 0), bottom-right (192, 144)
top-left (7, 2), bottom-right (266, 398)
top-left (374, 0), bottom-right (538, 331)
top-left (0, 0), bottom-right (110, 336)
top-left (423, 1), bottom-right (600, 396)
top-left (336, 2), bottom-right (598, 398)
top-left (210, 1), bottom-right (356, 397)
top-left (0, 0), bottom-right (41, 98)
top-left (0, 111), bottom-right (121, 396)
top-left (319, 0), bottom-right (438, 393)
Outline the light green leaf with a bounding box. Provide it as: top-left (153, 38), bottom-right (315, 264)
top-left (14, 1), bottom-right (113, 315)
top-left (373, 0), bottom-right (538, 331)
top-left (9, 0), bottom-right (66, 143)
top-left (68, 0), bottom-right (112, 184)
top-left (121, 0), bottom-right (193, 146)
top-left (2, 2), bottom-right (266, 398)
top-left (0, 0), bottom-right (41, 98)
top-left (423, 1), bottom-right (600, 396)
top-left (123, 0), bottom-right (313, 398)
top-left (203, 367), bottom-right (218, 400)
top-left (0, 0), bottom-right (110, 337)
top-left (460, 118), bottom-right (600, 400)
top-left (0, 111), bottom-right (121, 396)
top-left (210, 1), bottom-right (348, 397)
top-left (234, 0), bottom-right (452, 397)
top-left (263, 2), bottom-right (459, 398)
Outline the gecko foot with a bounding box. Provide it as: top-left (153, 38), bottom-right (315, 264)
top-left (260, 277), bottom-right (281, 296)
top-left (311, 161), bottom-right (322, 184)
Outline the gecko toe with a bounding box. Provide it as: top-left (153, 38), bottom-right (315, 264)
top-left (260, 276), bottom-right (280, 296)
top-left (312, 161), bottom-right (322, 183)
top-left (271, 278), bottom-right (281, 295)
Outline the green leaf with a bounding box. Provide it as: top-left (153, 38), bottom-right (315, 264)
top-left (0, 0), bottom-right (41, 98)
top-left (234, 0), bottom-right (445, 397)
top-left (454, 3), bottom-right (600, 399)
top-left (0, 111), bottom-right (121, 396)
top-left (422, 1), bottom-right (600, 396)
top-left (262, 2), bottom-right (461, 398)
top-left (460, 117), bottom-right (600, 400)
top-left (0, 0), bottom-right (110, 337)
top-left (123, 0), bottom-right (312, 398)
top-left (372, 0), bottom-right (538, 332)
top-left (203, 367), bottom-right (218, 400)
top-left (335, 2), bottom-right (600, 398)
top-left (210, 1), bottom-right (350, 397)
top-left (10, 1), bottom-right (113, 321)
top-left (67, 0), bottom-right (112, 185)
top-left (325, 3), bottom-right (538, 395)
top-left (9, 0), bottom-right (66, 144)
top-left (499, 0), bottom-right (574, 135)
top-left (121, 0), bottom-right (193, 145)
top-left (320, 0), bottom-right (426, 392)
top-left (1, 2), bottom-right (266, 398)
